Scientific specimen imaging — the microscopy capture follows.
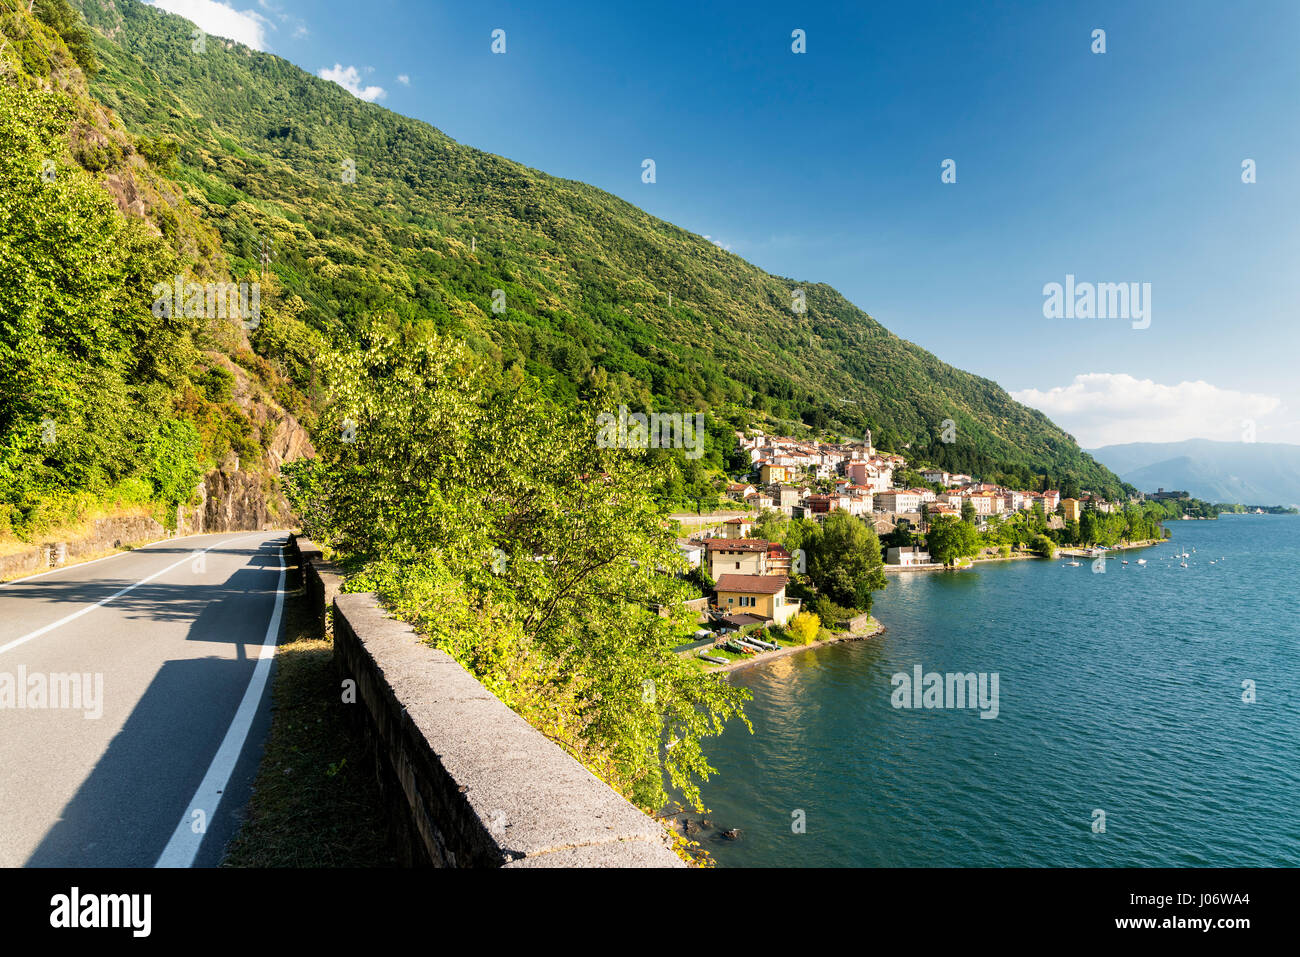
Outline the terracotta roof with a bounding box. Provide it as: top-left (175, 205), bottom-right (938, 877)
top-left (705, 538), bottom-right (768, 552)
top-left (714, 574), bottom-right (789, 595)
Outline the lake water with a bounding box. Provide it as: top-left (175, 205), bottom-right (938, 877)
top-left (696, 515), bottom-right (1300, 866)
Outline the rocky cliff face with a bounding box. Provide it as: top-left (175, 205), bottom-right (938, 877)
top-left (176, 415), bottom-right (314, 535)
top-left (175, 469), bottom-right (267, 536)
top-left (267, 410), bottom-right (315, 472)
top-left (173, 361), bottom-right (318, 536)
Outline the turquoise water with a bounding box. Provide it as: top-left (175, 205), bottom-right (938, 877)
top-left (696, 515), bottom-right (1300, 866)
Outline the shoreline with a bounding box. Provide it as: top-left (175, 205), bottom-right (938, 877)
top-left (696, 538), bottom-right (1167, 675)
top-left (1058, 539), bottom-right (1163, 557)
top-left (705, 620), bottom-right (886, 675)
top-left (884, 561), bottom-right (975, 572)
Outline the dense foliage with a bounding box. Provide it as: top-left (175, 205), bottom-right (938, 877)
top-left (0, 77), bottom-right (203, 534)
top-left (283, 331), bottom-right (750, 813)
top-left (923, 497), bottom-right (1198, 558)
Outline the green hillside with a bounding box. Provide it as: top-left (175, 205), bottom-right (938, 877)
top-left (69, 0), bottom-right (1125, 495)
top-left (0, 0), bottom-right (309, 540)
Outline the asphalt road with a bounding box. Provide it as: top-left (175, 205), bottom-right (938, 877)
top-left (0, 531), bottom-right (287, 867)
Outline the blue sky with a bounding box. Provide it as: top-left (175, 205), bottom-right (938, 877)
top-left (151, 0), bottom-right (1299, 447)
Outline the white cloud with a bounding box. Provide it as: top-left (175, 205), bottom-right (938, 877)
top-left (317, 64), bottom-right (386, 102)
top-left (397, 74), bottom-right (410, 86)
top-left (147, 0), bottom-right (272, 51)
top-left (1011, 373), bottom-right (1283, 448)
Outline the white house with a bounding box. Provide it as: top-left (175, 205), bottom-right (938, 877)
top-left (886, 546), bottom-right (932, 566)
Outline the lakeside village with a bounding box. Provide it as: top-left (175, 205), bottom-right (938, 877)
top-left (667, 429), bottom-right (1194, 671)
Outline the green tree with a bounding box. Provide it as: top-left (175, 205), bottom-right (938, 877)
top-left (0, 80), bottom-right (199, 534)
top-left (802, 511), bottom-right (887, 613)
top-left (1030, 534), bottom-right (1057, 559)
top-left (961, 498), bottom-right (977, 525)
top-left (881, 518), bottom-right (914, 550)
top-left (34, 0), bottom-right (98, 74)
top-left (1078, 509), bottom-right (1098, 545)
top-left (284, 331), bottom-right (750, 812)
top-left (751, 508), bottom-right (789, 544)
top-left (926, 515), bottom-right (980, 566)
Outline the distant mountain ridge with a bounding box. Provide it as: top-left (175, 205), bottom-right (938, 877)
top-left (1088, 439), bottom-right (1300, 507)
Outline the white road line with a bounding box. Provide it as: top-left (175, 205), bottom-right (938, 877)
top-left (155, 545), bottom-right (286, 869)
top-left (0, 532), bottom-right (266, 658)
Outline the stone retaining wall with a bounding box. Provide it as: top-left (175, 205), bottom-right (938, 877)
top-left (0, 513), bottom-right (166, 583)
top-left (289, 535), bottom-right (683, 869)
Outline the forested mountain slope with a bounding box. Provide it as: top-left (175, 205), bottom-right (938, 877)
top-left (0, 0), bottom-right (311, 541)
top-left (68, 0), bottom-right (1124, 494)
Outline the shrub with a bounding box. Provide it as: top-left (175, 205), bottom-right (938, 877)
top-left (788, 611), bottom-right (820, 645)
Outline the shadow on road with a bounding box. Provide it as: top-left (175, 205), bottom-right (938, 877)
top-left (23, 538), bottom-right (286, 867)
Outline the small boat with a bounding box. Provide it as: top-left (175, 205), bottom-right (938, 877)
top-left (1122, 560), bottom-right (1129, 565)
top-left (1066, 560), bottom-right (1081, 567)
top-left (1137, 559), bottom-right (1146, 565)
top-left (1180, 561), bottom-right (1188, 568)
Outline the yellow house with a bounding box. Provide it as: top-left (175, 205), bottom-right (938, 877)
top-left (760, 463), bottom-right (791, 484)
top-left (714, 574), bottom-right (799, 627)
top-left (1061, 498), bottom-right (1082, 523)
